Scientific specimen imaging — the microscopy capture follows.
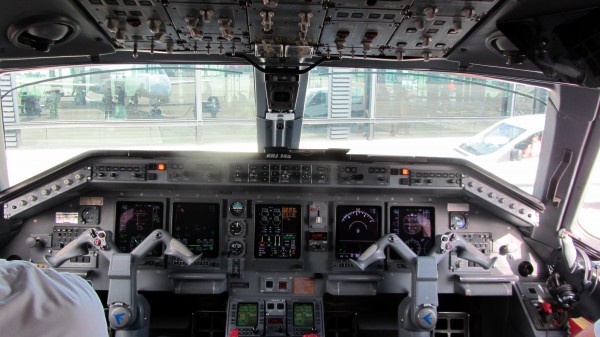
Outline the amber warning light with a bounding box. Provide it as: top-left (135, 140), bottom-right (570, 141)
top-left (157, 163), bottom-right (166, 171)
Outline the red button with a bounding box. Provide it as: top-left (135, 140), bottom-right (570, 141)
top-left (229, 328), bottom-right (239, 337)
top-left (541, 302), bottom-right (552, 314)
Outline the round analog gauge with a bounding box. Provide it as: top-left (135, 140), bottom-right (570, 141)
top-left (403, 213), bottom-right (422, 235)
top-left (230, 201), bottom-right (245, 217)
top-left (228, 240), bottom-right (245, 256)
top-left (81, 207), bottom-right (99, 224)
top-left (341, 210), bottom-right (376, 236)
top-left (229, 221), bottom-right (245, 236)
top-left (450, 213), bottom-right (467, 229)
top-left (405, 238), bottom-right (422, 255)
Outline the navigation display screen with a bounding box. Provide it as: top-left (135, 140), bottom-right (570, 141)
top-left (172, 202), bottom-right (220, 258)
top-left (293, 303), bottom-right (314, 328)
top-left (389, 206), bottom-right (435, 257)
top-left (335, 205), bottom-right (382, 259)
top-left (115, 201), bottom-right (164, 254)
top-left (237, 303), bottom-right (258, 327)
top-left (254, 204), bottom-right (301, 258)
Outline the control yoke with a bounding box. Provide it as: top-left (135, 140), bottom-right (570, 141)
top-left (351, 232), bottom-right (497, 337)
top-left (45, 228), bottom-right (201, 337)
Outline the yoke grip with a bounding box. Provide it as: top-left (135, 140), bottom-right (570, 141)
top-left (131, 229), bottom-right (201, 265)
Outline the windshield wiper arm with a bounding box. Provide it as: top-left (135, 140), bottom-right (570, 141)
top-left (460, 144), bottom-right (480, 155)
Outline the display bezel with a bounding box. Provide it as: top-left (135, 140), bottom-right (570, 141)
top-left (114, 199), bottom-right (165, 255)
top-left (388, 205), bottom-right (436, 258)
top-left (170, 201), bottom-right (221, 258)
top-left (254, 203), bottom-right (302, 259)
top-left (334, 203), bottom-right (383, 260)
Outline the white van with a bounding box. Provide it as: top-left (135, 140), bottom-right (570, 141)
top-left (454, 114), bottom-right (545, 162)
top-left (303, 87), bottom-right (367, 118)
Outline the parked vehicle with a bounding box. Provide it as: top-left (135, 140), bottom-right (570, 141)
top-left (454, 114), bottom-right (545, 162)
top-left (303, 87), bottom-right (367, 118)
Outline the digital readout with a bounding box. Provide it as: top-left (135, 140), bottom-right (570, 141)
top-left (171, 202), bottom-right (220, 257)
top-left (335, 205), bottom-right (381, 259)
top-left (389, 206), bottom-right (435, 257)
top-left (115, 201), bottom-right (163, 254)
top-left (254, 204), bottom-right (302, 258)
top-left (237, 303), bottom-right (258, 327)
top-left (293, 303), bottom-right (314, 328)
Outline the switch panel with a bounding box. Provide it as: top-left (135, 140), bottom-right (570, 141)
top-left (450, 232), bottom-right (493, 271)
top-left (4, 167), bottom-right (91, 219)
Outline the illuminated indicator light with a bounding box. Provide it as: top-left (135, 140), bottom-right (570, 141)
top-left (157, 163), bottom-right (166, 171)
top-left (402, 169), bottom-right (410, 175)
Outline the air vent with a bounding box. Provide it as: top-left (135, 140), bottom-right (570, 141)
top-left (7, 16), bottom-right (80, 53)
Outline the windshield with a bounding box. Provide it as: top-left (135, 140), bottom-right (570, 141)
top-left (1, 64), bottom-right (547, 194)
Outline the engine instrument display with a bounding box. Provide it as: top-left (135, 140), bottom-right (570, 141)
top-left (171, 202), bottom-right (220, 257)
top-left (390, 206), bottom-right (435, 257)
top-left (293, 303), bottom-right (314, 328)
top-left (237, 303), bottom-right (259, 327)
top-left (254, 204), bottom-right (301, 259)
top-left (115, 201), bottom-right (164, 254)
top-left (335, 205), bottom-right (382, 259)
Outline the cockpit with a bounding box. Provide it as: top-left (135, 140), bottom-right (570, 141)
top-left (0, 1), bottom-right (599, 337)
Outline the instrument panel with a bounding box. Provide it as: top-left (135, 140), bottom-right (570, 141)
top-left (0, 151), bottom-right (547, 335)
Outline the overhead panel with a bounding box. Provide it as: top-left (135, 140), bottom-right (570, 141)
top-left (166, 2), bottom-right (250, 55)
top-left (319, 5), bottom-right (403, 59)
top-left (77, 0), bottom-right (179, 52)
top-left (246, 2), bottom-right (326, 48)
top-left (387, 1), bottom-right (498, 60)
top-left (72, 0), bottom-right (501, 61)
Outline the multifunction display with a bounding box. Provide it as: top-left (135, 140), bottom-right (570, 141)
top-left (237, 303), bottom-right (259, 327)
top-left (293, 303), bottom-right (314, 328)
top-left (115, 201), bottom-right (164, 254)
top-left (254, 204), bottom-right (301, 258)
top-left (390, 206), bottom-right (435, 257)
top-left (335, 205), bottom-right (382, 259)
top-left (171, 202), bottom-right (220, 258)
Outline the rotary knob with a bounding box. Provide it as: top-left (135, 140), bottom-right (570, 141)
top-left (26, 236), bottom-right (42, 248)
